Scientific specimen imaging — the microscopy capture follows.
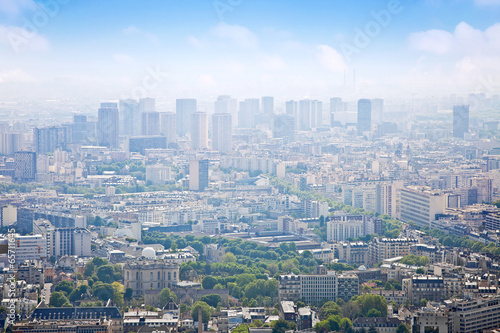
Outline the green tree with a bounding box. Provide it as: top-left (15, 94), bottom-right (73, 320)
top-left (272, 319), bottom-right (296, 333)
top-left (97, 265), bottom-right (116, 283)
top-left (68, 285), bottom-right (88, 302)
top-left (191, 301), bottom-right (213, 323)
top-left (124, 288), bottom-right (134, 301)
top-left (49, 291), bottom-right (72, 307)
top-left (55, 281), bottom-right (74, 295)
top-left (352, 294), bottom-right (387, 317)
top-left (396, 324), bottom-right (410, 333)
top-left (416, 268), bottom-right (425, 274)
top-left (223, 252), bottom-right (237, 264)
top-left (92, 282), bottom-right (114, 302)
top-left (202, 276), bottom-right (218, 290)
top-left (200, 294), bottom-right (222, 308)
top-left (319, 301), bottom-right (342, 320)
top-left (159, 288), bottom-right (174, 307)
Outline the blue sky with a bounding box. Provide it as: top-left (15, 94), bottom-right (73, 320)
top-left (0, 0), bottom-right (499, 103)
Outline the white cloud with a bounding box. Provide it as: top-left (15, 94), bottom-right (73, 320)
top-left (0, 24), bottom-right (49, 52)
top-left (187, 35), bottom-right (207, 49)
top-left (0, 68), bottom-right (36, 83)
top-left (0, 0), bottom-right (36, 16)
top-left (261, 54), bottom-right (287, 71)
top-left (198, 74), bottom-right (216, 88)
top-left (210, 22), bottom-right (258, 48)
top-left (121, 25), bottom-right (159, 45)
top-left (408, 29), bottom-right (454, 54)
top-left (113, 53), bottom-right (134, 65)
top-left (122, 25), bottom-right (140, 35)
top-left (316, 45), bottom-right (347, 72)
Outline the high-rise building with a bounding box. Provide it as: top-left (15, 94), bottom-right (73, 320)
top-left (453, 105), bottom-right (469, 139)
top-left (298, 100), bottom-right (312, 131)
top-left (72, 115), bottom-right (88, 143)
top-left (34, 125), bottom-right (72, 154)
top-left (0, 133), bottom-right (23, 155)
top-left (371, 98), bottom-right (384, 124)
top-left (191, 112), bottom-right (208, 149)
top-left (215, 95), bottom-right (238, 126)
top-left (273, 114), bottom-right (295, 140)
top-left (160, 112), bottom-right (176, 146)
top-left (212, 113), bottom-right (232, 153)
top-left (139, 97), bottom-right (155, 113)
top-left (261, 96), bottom-right (274, 114)
top-left (120, 99), bottom-right (140, 136)
top-left (14, 151), bottom-right (36, 181)
top-left (285, 100), bottom-right (298, 118)
top-left (176, 99), bottom-right (197, 136)
top-left (400, 186), bottom-right (447, 228)
top-left (141, 112), bottom-right (160, 136)
top-left (97, 102), bottom-right (119, 148)
top-left (238, 99), bottom-right (259, 128)
top-left (189, 159), bottom-right (209, 191)
top-left (357, 99), bottom-right (372, 135)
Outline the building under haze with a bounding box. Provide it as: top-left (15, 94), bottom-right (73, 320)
top-left (176, 99), bottom-right (197, 137)
top-left (34, 125), bottom-right (72, 154)
top-left (189, 159), bottom-right (209, 191)
top-left (261, 96), bottom-right (274, 114)
top-left (215, 95), bottom-right (238, 126)
top-left (139, 97), bottom-right (155, 113)
top-left (453, 105), bottom-right (470, 139)
top-left (212, 113), bottom-right (232, 153)
top-left (141, 111), bottom-right (160, 136)
top-left (371, 98), bottom-right (384, 124)
top-left (273, 114), bottom-right (295, 140)
top-left (238, 98), bottom-right (260, 129)
top-left (191, 112), bottom-right (208, 149)
top-left (14, 151), bottom-right (36, 182)
top-left (298, 100), bottom-right (322, 130)
top-left (0, 133), bottom-right (23, 156)
top-left (357, 99), bottom-right (372, 136)
top-left (160, 112), bottom-right (176, 147)
top-left (120, 99), bottom-right (140, 136)
top-left (97, 102), bottom-right (119, 148)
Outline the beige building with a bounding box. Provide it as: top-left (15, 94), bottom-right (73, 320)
top-left (124, 260), bottom-right (180, 296)
top-left (369, 237), bottom-right (418, 266)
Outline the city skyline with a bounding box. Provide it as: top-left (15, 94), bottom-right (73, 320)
top-left (0, 0), bottom-right (499, 102)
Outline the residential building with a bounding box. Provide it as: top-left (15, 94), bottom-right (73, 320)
top-left (176, 98), bottom-right (197, 136)
top-left (97, 102), bottom-right (119, 148)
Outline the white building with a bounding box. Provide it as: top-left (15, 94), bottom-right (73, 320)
top-left (1, 204), bottom-right (17, 227)
top-left (191, 112), bottom-right (208, 149)
top-left (212, 113), bottom-right (232, 153)
top-left (327, 219), bottom-right (364, 242)
top-left (146, 164), bottom-right (171, 185)
top-left (14, 234), bottom-right (47, 263)
top-left (400, 186), bottom-right (447, 228)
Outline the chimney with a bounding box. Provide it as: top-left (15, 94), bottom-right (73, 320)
top-left (198, 307), bottom-right (203, 333)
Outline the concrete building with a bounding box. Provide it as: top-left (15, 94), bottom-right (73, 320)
top-left (14, 151), bottom-right (36, 181)
top-left (404, 276), bottom-right (444, 305)
top-left (189, 159), bottom-right (209, 191)
top-left (97, 102), bottom-right (119, 148)
top-left (369, 238), bottom-right (418, 266)
top-left (446, 296), bottom-right (500, 333)
top-left (357, 99), bottom-right (372, 135)
top-left (14, 234), bottom-right (47, 263)
top-left (327, 217), bottom-right (364, 242)
top-left (400, 186), bottom-right (447, 228)
top-left (336, 241), bottom-right (369, 266)
top-left (124, 260), bottom-right (180, 296)
top-left (453, 105), bottom-right (469, 139)
top-left (141, 111), bottom-right (160, 136)
top-left (146, 164), bottom-right (171, 185)
top-left (1, 204), bottom-right (16, 227)
top-left (120, 99), bottom-right (140, 136)
top-left (191, 112), bottom-right (208, 149)
top-left (160, 112), bottom-right (176, 146)
top-left (212, 113), bottom-right (232, 153)
top-left (176, 98), bottom-right (197, 136)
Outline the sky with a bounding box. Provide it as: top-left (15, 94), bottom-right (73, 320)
top-left (0, 0), bottom-right (500, 104)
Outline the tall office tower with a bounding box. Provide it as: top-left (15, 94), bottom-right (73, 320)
top-left (120, 99), bottom-right (140, 136)
top-left (14, 151), bottom-right (36, 181)
top-left (141, 111), bottom-right (160, 136)
top-left (371, 98), bottom-right (384, 124)
top-left (357, 99), bottom-right (372, 135)
top-left (261, 96), bottom-right (274, 114)
top-left (34, 125), bottom-right (72, 154)
top-left (310, 100), bottom-right (323, 128)
top-left (139, 97), bottom-right (155, 113)
top-left (160, 112), bottom-right (176, 146)
top-left (298, 100), bottom-right (312, 131)
top-left (285, 100), bottom-right (298, 117)
top-left (215, 95), bottom-right (238, 126)
top-left (453, 105), bottom-right (470, 139)
top-left (212, 113), bottom-right (232, 153)
top-left (97, 102), bottom-right (119, 148)
top-left (273, 114), bottom-right (295, 140)
top-left (189, 159), bottom-right (209, 191)
top-left (72, 115), bottom-right (88, 143)
top-left (176, 99), bottom-right (197, 136)
top-left (238, 98), bottom-right (260, 128)
top-left (0, 133), bottom-right (22, 155)
top-left (191, 112), bottom-right (208, 149)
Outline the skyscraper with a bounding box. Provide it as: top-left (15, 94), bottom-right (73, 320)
top-left (141, 112), bottom-right (160, 136)
top-left (176, 99), bottom-right (197, 136)
top-left (212, 113), bottom-right (232, 153)
top-left (310, 100), bottom-right (323, 128)
top-left (139, 97), bottom-right (155, 113)
top-left (120, 99), bottom-right (140, 136)
top-left (298, 100), bottom-right (312, 131)
top-left (238, 99), bottom-right (260, 128)
top-left (357, 99), bottom-right (372, 136)
top-left (191, 112), bottom-right (208, 149)
top-left (371, 98), bottom-right (384, 124)
top-left (273, 114), bottom-right (295, 140)
top-left (453, 105), bottom-right (470, 139)
top-left (14, 151), bottom-right (36, 181)
top-left (97, 102), bottom-right (119, 148)
top-left (215, 95), bottom-right (238, 126)
top-left (261, 96), bottom-right (274, 114)
top-left (160, 112), bottom-right (176, 147)
top-left (0, 133), bottom-right (23, 155)
top-left (189, 159), bottom-right (209, 191)
top-left (72, 115), bottom-right (88, 143)
top-left (285, 100), bottom-right (298, 118)
top-left (34, 125), bottom-right (72, 154)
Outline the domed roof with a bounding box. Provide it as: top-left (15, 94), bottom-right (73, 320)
top-left (358, 265), bottom-right (367, 271)
top-left (142, 247), bottom-right (156, 259)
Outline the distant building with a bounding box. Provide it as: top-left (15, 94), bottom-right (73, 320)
top-left (357, 99), bottom-right (372, 135)
top-left (14, 234), bottom-right (47, 263)
top-left (146, 164), bottom-right (171, 185)
top-left (400, 186), bottom-right (447, 228)
top-left (176, 98), bottom-right (197, 136)
top-left (97, 102), bottom-right (119, 148)
top-left (141, 111), bottom-right (160, 136)
top-left (120, 99), bottom-right (140, 136)
top-left (261, 96), bottom-right (274, 114)
top-left (139, 97), bottom-right (155, 113)
top-left (327, 216), bottom-right (364, 242)
top-left (34, 125), bottom-right (72, 154)
top-left (453, 105), bottom-right (469, 139)
top-left (191, 112), bottom-right (208, 149)
top-left (336, 241), bottom-right (369, 265)
top-left (369, 238), bottom-right (418, 266)
top-left (160, 112), bottom-right (176, 146)
top-left (189, 159), bottom-right (209, 191)
top-left (14, 151), bottom-right (36, 181)
top-left (212, 113), bottom-right (232, 153)
top-left (273, 114), bottom-right (295, 141)
top-left (128, 136), bottom-right (167, 155)
top-left (0, 132), bottom-right (23, 155)
top-left (404, 275), bottom-right (444, 305)
top-left (239, 99), bottom-right (259, 129)
top-left (124, 260), bottom-right (180, 296)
